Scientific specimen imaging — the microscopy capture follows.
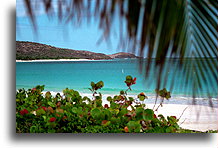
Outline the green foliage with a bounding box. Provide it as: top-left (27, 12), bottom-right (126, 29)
top-left (137, 92), bottom-right (148, 101)
top-left (127, 121), bottom-right (141, 133)
top-left (155, 88), bottom-right (171, 100)
top-left (16, 76), bottom-right (182, 133)
top-left (89, 81), bottom-right (104, 92)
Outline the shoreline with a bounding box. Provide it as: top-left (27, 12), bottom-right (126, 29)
top-left (16, 59), bottom-right (95, 62)
top-left (15, 58), bottom-right (139, 62)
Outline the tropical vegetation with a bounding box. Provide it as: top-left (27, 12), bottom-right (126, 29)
top-left (16, 75), bottom-right (217, 133)
top-left (16, 76), bottom-right (179, 133)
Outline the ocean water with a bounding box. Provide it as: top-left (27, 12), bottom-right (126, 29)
top-left (16, 59), bottom-right (218, 107)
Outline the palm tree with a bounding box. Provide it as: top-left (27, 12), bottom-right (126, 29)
top-left (22, 0), bottom-right (218, 106)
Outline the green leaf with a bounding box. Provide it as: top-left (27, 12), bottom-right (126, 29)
top-left (126, 75), bottom-right (133, 81)
top-left (110, 117), bottom-right (121, 124)
top-left (96, 100), bottom-right (102, 107)
top-left (135, 107), bottom-right (144, 120)
top-left (91, 82), bottom-right (95, 88)
top-left (139, 95), bottom-right (145, 101)
top-left (106, 96), bottom-right (112, 102)
top-left (166, 92), bottom-right (171, 99)
top-left (127, 121), bottom-right (141, 133)
top-left (45, 91), bottom-right (51, 99)
top-left (91, 108), bottom-right (102, 120)
top-left (143, 109), bottom-right (154, 120)
top-left (30, 126), bottom-right (37, 133)
top-left (96, 81), bottom-right (104, 89)
top-left (110, 102), bottom-right (117, 109)
top-left (73, 91), bottom-right (80, 97)
top-left (48, 101), bottom-right (55, 107)
top-left (36, 108), bottom-right (46, 116)
top-left (71, 107), bottom-right (77, 114)
top-left (114, 109), bottom-right (119, 115)
top-left (77, 107), bottom-right (83, 114)
top-left (118, 108), bottom-right (128, 117)
top-left (103, 109), bottom-right (112, 120)
top-left (166, 127), bottom-right (174, 133)
top-left (120, 90), bottom-right (125, 95)
top-left (128, 97), bottom-right (134, 102)
top-left (42, 115), bottom-right (47, 121)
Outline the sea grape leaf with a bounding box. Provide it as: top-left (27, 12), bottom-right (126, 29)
top-left (73, 90), bottom-right (80, 97)
top-left (126, 75), bottom-right (133, 81)
top-left (77, 107), bottom-right (83, 114)
top-left (143, 109), bottom-right (154, 120)
top-left (166, 92), bottom-right (171, 100)
top-left (91, 82), bottom-right (95, 89)
top-left (110, 102), bottom-right (117, 109)
top-left (91, 108), bottom-right (101, 120)
top-left (139, 95), bottom-right (145, 101)
top-left (48, 101), bottom-right (55, 108)
top-left (110, 117), bottom-right (121, 124)
top-left (166, 126), bottom-right (175, 133)
top-left (45, 91), bottom-right (52, 99)
top-left (128, 97), bottom-right (134, 102)
top-left (136, 107), bottom-right (144, 115)
top-left (30, 126), bottom-right (37, 133)
top-left (114, 109), bottom-right (119, 115)
top-left (71, 107), bottom-right (77, 114)
top-left (106, 96), bottom-right (112, 102)
top-left (135, 107), bottom-right (144, 120)
top-left (120, 90), bottom-right (125, 95)
top-left (95, 81), bottom-right (104, 90)
top-left (118, 108), bottom-right (128, 117)
top-left (36, 108), bottom-right (46, 116)
top-left (127, 121), bottom-right (141, 133)
top-left (42, 115), bottom-right (47, 121)
top-left (103, 109), bottom-right (112, 120)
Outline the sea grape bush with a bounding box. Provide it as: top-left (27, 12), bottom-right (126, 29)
top-left (16, 75), bottom-right (180, 133)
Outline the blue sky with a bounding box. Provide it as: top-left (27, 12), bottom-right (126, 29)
top-left (16, 0), bottom-right (124, 55)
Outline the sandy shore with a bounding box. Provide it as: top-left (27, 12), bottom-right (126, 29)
top-left (16, 59), bottom-right (93, 62)
top-left (101, 98), bottom-right (217, 132)
top-left (144, 104), bottom-right (218, 132)
top-left (43, 92), bottom-right (218, 132)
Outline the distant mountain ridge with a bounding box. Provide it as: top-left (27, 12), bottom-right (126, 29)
top-left (16, 41), bottom-right (138, 60)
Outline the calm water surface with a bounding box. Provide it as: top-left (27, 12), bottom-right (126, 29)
top-left (16, 59), bottom-right (218, 106)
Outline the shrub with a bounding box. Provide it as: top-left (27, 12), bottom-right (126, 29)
top-left (16, 76), bottom-right (180, 133)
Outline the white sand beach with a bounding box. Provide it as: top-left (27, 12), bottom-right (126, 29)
top-left (145, 104), bottom-right (218, 132)
top-left (100, 97), bottom-right (218, 132)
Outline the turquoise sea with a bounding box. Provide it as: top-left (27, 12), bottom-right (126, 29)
top-left (16, 59), bottom-right (218, 107)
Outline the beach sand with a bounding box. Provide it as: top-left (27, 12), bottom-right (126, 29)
top-left (100, 97), bottom-right (218, 132)
top-left (89, 95), bottom-right (218, 132)
top-left (145, 104), bottom-right (218, 132)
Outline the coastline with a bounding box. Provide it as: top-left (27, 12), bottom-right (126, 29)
top-left (16, 59), bottom-right (94, 62)
top-left (15, 58), bottom-right (139, 62)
